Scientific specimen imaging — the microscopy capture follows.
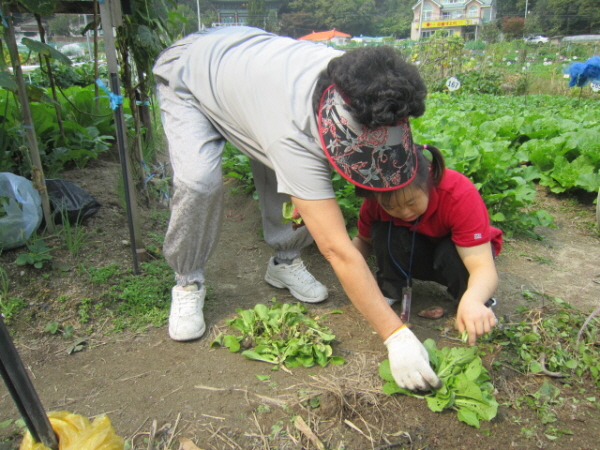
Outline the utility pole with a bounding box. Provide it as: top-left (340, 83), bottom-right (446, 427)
top-left (196, 0), bottom-right (203, 30)
top-left (418, 0), bottom-right (425, 41)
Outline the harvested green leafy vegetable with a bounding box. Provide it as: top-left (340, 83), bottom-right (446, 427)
top-left (379, 339), bottom-right (498, 428)
top-left (212, 300), bottom-right (345, 369)
top-left (282, 201), bottom-right (303, 227)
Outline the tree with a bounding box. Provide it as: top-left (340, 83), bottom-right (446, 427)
top-left (166, 4), bottom-right (198, 38)
top-left (497, 0), bottom-right (528, 18)
top-left (501, 16), bottom-right (525, 39)
top-left (279, 0), bottom-right (329, 37)
top-left (514, 0), bottom-right (600, 36)
top-left (480, 22), bottom-right (501, 43)
top-left (265, 9), bottom-right (280, 33)
top-left (537, 0), bottom-right (600, 35)
top-left (248, 0), bottom-right (266, 29)
top-left (578, 0), bottom-right (600, 33)
top-left (48, 14), bottom-right (78, 37)
top-left (327, 0), bottom-right (377, 36)
top-left (374, 0), bottom-right (414, 38)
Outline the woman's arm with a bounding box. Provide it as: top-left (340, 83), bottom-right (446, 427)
top-left (292, 196), bottom-right (441, 391)
top-left (292, 197), bottom-right (400, 339)
top-left (455, 242), bottom-right (499, 345)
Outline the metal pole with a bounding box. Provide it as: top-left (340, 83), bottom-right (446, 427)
top-left (0, 316), bottom-right (58, 450)
top-left (196, 0), bottom-right (203, 30)
top-left (418, 0), bottom-right (425, 41)
top-left (99, 0), bottom-right (144, 273)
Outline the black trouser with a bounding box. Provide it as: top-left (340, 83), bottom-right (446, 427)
top-left (370, 221), bottom-right (469, 302)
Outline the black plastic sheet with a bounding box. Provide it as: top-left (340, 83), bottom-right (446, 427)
top-left (46, 179), bottom-right (101, 225)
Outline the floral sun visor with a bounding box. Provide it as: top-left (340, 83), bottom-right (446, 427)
top-left (317, 84), bottom-right (417, 191)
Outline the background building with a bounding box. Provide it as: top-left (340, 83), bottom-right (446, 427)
top-left (411, 0), bottom-right (496, 41)
top-left (210, 1), bottom-right (285, 27)
top-left (298, 29), bottom-right (351, 45)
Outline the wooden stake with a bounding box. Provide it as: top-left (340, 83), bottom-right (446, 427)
top-left (1, 3), bottom-right (54, 233)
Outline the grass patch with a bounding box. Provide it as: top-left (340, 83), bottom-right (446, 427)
top-left (0, 296), bottom-right (27, 322)
top-left (86, 259), bottom-right (173, 332)
top-left (58, 210), bottom-right (90, 257)
top-left (485, 292), bottom-right (600, 387)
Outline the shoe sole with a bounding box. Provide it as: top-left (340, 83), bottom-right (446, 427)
top-left (264, 273), bottom-right (328, 304)
top-left (169, 322), bottom-right (206, 342)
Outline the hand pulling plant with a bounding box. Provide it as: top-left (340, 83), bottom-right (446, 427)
top-left (379, 339), bottom-right (498, 428)
top-left (212, 301), bottom-right (345, 369)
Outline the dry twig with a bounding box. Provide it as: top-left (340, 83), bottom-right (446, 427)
top-left (576, 304), bottom-right (600, 348)
top-left (294, 416), bottom-right (325, 450)
top-left (252, 412), bottom-right (270, 450)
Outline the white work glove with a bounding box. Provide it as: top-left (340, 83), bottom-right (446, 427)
top-left (384, 326), bottom-right (442, 391)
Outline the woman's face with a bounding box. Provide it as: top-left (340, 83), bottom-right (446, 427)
top-left (375, 187), bottom-right (429, 222)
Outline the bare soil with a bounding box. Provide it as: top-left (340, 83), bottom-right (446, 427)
top-left (1, 157), bottom-right (599, 450)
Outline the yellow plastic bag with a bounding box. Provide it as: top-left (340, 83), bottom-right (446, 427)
top-left (19, 411), bottom-right (124, 450)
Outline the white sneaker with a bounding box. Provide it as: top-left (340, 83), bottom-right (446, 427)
top-left (169, 284), bottom-right (206, 341)
top-left (264, 257), bottom-right (328, 303)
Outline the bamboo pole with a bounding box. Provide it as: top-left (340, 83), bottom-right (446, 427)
top-left (1, 2), bottom-right (54, 233)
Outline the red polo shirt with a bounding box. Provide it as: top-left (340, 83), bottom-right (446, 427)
top-left (357, 169), bottom-right (503, 256)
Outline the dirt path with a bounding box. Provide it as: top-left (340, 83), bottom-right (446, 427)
top-left (1, 161), bottom-right (599, 450)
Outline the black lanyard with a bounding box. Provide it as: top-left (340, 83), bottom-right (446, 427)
top-left (387, 218), bottom-right (420, 323)
top-left (387, 217), bottom-right (420, 287)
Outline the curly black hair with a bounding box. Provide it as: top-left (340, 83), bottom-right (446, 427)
top-left (313, 46), bottom-right (427, 128)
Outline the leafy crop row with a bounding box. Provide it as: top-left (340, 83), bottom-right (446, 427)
top-left (224, 93), bottom-right (598, 238)
top-left (0, 84), bottom-right (124, 176)
top-left (2, 83), bottom-right (597, 239)
top-left (412, 93), bottom-right (600, 237)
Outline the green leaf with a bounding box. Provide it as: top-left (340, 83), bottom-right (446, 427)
top-left (219, 301), bottom-right (343, 369)
top-left (378, 359), bottom-right (395, 382)
top-left (0, 71), bottom-right (17, 91)
top-left (529, 361), bottom-right (543, 373)
top-left (426, 392), bottom-right (454, 412)
top-left (379, 340), bottom-right (498, 428)
top-left (455, 396), bottom-right (498, 422)
top-left (241, 350), bottom-right (278, 364)
top-left (253, 303), bottom-right (270, 322)
top-left (463, 358), bottom-right (483, 382)
top-left (223, 335), bottom-right (241, 353)
top-left (21, 38), bottom-right (72, 66)
top-left (382, 381), bottom-right (403, 395)
top-left (456, 408), bottom-right (481, 428)
top-left (16, 0), bottom-right (57, 15)
top-left (329, 355), bottom-right (345, 365)
top-left (282, 201), bottom-right (302, 224)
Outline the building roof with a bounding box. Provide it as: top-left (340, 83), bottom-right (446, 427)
top-left (411, 0), bottom-right (493, 9)
top-left (298, 29), bottom-right (351, 41)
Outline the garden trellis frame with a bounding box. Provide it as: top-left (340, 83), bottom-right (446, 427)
top-left (3, 0), bottom-right (145, 273)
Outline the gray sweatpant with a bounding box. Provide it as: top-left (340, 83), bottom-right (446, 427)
top-left (155, 40), bottom-right (314, 287)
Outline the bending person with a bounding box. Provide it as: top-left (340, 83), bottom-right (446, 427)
top-left (154, 26), bottom-right (458, 391)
